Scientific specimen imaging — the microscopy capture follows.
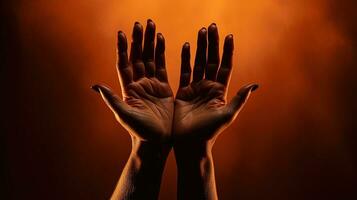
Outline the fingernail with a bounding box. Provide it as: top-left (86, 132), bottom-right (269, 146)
top-left (225, 34), bottom-right (233, 42)
top-left (208, 23), bottom-right (217, 31)
top-left (118, 31), bottom-right (124, 37)
top-left (91, 85), bottom-right (100, 93)
top-left (200, 27), bottom-right (207, 32)
top-left (250, 84), bottom-right (259, 92)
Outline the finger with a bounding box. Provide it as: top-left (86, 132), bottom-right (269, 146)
top-left (225, 83), bottom-right (259, 120)
top-left (217, 34), bottom-right (234, 86)
top-left (91, 84), bottom-right (131, 119)
top-left (143, 19), bottom-right (156, 77)
top-left (193, 27), bottom-right (207, 82)
top-left (179, 42), bottom-right (191, 88)
top-left (117, 31), bottom-right (132, 95)
top-left (205, 23), bottom-right (220, 81)
top-left (155, 33), bottom-right (168, 82)
top-left (129, 22), bottom-right (145, 80)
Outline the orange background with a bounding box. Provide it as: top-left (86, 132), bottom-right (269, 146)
top-left (3, 0), bottom-right (357, 199)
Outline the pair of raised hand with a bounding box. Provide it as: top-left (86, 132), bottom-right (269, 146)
top-left (92, 19), bottom-right (258, 200)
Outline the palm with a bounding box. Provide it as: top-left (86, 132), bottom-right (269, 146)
top-left (175, 80), bottom-right (228, 139)
top-left (122, 78), bottom-right (173, 140)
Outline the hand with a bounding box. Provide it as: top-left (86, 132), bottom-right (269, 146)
top-left (92, 20), bottom-right (174, 143)
top-left (173, 23), bottom-right (258, 143)
top-left (173, 23), bottom-right (258, 200)
top-left (92, 20), bottom-right (173, 200)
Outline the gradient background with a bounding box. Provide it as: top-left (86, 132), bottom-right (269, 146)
top-left (2, 0), bottom-right (357, 199)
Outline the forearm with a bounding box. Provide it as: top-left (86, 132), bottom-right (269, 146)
top-left (111, 136), bottom-right (171, 200)
top-left (174, 141), bottom-right (218, 200)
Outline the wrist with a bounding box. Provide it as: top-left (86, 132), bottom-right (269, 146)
top-left (113, 136), bottom-right (172, 200)
top-left (174, 139), bottom-right (214, 165)
top-left (174, 139), bottom-right (217, 199)
top-left (130, 136), bottom-right (172, 163)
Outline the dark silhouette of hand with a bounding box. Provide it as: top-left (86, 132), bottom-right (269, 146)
top-left (92, 20), bottom-right (258, 200)
top-left (92, 20), bottom-right (174, 200)
top-left (92, 20), bottom-right (174, 142)
top-left (174, 24), bottom-right (258, 143)
top-left (173, 23), bottom-right (258, 200)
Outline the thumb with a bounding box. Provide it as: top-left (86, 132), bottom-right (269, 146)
top-left (226, 83), bottom-right (259, 120)
top-left (91, 84), bottom-right (131, 118)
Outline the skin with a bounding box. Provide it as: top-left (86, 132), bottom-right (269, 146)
top-left (173, 24), bottom-right (258, 200)
top-left (92, 20), bottom-right (258, 200)
top-left (92, 20), bottom-right (173, 200)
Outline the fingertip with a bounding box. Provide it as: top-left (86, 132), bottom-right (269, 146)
top-left (118, 31), bottom-right (126, 40)
top-left (208, 23), bottom-right (217, 32)
top-left (239, 83), bottom-right (259, 95)
top-left (224, 34), bottom-right (234, 51)
top-left (91, 84), bottom-right (110, 93)
top-left (199, 27), bottom-right (207, 34)
top-left (146, 19), bottom-right (155, 29)
top-left (117, 31), bottom-right (127, 47)
top-left (132, 22), bottom-right (143, 61)
top-left (182, 42), bottom-right (190, 55)
top-left (250, 83), bottom-right (259, 92)
top-left (209, 23), bottom-right (217, 27)
top-left (181, 42), bottom-right (191, 61)
top-left (133, 22), bottom-right (143, 34)
top-left (198, 28), bottom-right (207, 44)
top-left (226, 34), bottom-right (233, 40)
top-left (157, 32), bottom-right (164, 40)
top-left (156, 33), bottom-right (165, 51)
top-left (91, 85), bottom-right (100, 93)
